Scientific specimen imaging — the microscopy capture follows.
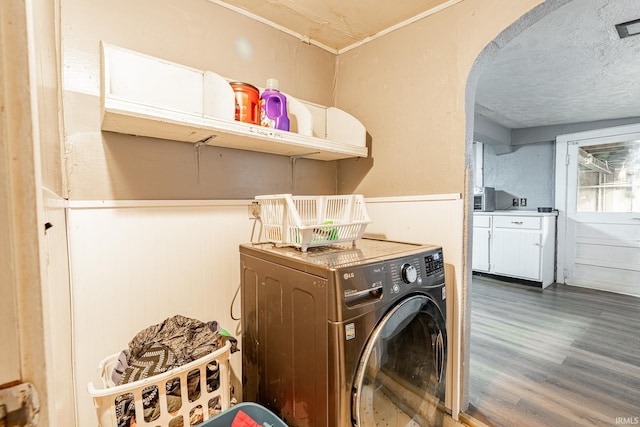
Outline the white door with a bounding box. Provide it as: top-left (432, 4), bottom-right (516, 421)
top-left (556, 125), bottom-right (640, 297)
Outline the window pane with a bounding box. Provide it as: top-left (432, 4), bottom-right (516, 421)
top-left (577, 140), bottom-right (640, 212)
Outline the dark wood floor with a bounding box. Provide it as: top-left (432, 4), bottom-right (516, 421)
top-left (466, 276), bottom-right (640, 427)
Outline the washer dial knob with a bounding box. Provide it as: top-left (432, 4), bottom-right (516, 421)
top-left (401, 263), bottom-right (418, 284)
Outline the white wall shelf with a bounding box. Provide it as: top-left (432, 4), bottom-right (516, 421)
top-left (100, 43), bottom-right (368, 161)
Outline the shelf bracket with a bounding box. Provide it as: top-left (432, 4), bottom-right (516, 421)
top-left (289, 152), bottom-right (321, 191)
top-left (290, 151), bottom-right (321, 159)
top-left (194, 136), bottom-right (217, 184)
top-left (195, 135), bottom-right (217, 148)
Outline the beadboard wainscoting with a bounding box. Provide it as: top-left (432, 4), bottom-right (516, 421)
top-left (65, 195), bottom-right (465, 426)
top-left (67, 201), bottom-right (255, 427)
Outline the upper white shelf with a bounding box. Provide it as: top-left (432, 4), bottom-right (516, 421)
top-left (100, 43), bottom-right (368, 161)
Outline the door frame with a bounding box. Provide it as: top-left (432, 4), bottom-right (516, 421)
top-left (0, 0), bottom-right (24, 386)
top-left (0, 0), bottom-right (51, 419)
top-left (554, 122), bottom-right (640, 283)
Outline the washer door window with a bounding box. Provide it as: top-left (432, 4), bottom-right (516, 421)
top-left (353, 295), bottom-right (446, 427)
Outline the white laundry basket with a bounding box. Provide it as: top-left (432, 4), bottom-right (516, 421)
top-left (87, 342), bottom-right (231, 427)
top-left (256, 194), bottom-right (371, 252)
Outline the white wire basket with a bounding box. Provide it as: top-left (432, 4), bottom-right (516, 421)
top-left (87, 342), bottom-right (231, 427)
top-left (255, 194), bottom-right (371, 252)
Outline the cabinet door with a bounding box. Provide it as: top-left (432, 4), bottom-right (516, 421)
top-left (472, 227), bottom-right (491, 272)
top-left (492, 229), bottom-right (542, 281)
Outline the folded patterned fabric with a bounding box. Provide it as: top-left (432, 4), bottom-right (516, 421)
top-left (111, 348), bottom-right (130, 385)
top-left (127, 314), bottom-right (223, 365)
top-left (112, 315), bottom-right (239, 427)
top-left (119, 343), bottom-right (177, 384)
top-left (114, 344), bottom-right (181, 426)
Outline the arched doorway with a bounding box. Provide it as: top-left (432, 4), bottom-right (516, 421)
top-left (463, 0), bottom-right (640, 425)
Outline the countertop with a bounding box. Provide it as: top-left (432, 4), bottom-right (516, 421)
top-left (474, 210), bottom-right (558, 217)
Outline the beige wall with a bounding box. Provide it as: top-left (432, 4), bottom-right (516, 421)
top-left (335, 0), bottom-right (544, 197)
top-left (62, 0), bottom-right (338, 200)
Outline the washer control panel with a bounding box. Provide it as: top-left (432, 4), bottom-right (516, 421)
top-left (338, 247), bottom-right (445, 307)
top-left (424, 250), bottom-right (445, 278)
top-left (388, 247), bottom-right (444, 292)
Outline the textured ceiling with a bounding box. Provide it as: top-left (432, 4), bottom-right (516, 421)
top-left (475, 0), bottom-right (640, 129)
top-left (215, 0), bottom-right (640, 130)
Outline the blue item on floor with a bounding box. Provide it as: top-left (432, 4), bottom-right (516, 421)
top-left (202, 402), bottom-right (288, 427)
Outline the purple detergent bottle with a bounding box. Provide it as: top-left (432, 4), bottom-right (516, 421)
top-left (260, 78), bottom-right (290, 131)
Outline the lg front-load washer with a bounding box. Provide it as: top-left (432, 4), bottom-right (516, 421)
top-left (240, 238), bottom-right (447, 427)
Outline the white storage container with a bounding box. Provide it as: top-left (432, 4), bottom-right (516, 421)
top-left (87, 342), bottom-right (231, 427)
top-left (255, 194), bottom-right (371, 252)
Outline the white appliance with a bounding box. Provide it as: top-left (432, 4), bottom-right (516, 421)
top-left (474, 187), bottom-right (495, 211)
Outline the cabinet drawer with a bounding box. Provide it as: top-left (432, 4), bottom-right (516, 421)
top-left (473, 215), bottom-right (491, 228)
top-left (493, 216), bottom-right (541, 230)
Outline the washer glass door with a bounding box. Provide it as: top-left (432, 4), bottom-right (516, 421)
top-left (353, 294), bottom-right (446, 427)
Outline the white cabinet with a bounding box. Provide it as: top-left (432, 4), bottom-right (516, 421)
top-left (472, 215), bottom-right (491, 272)
top-left (492, 227), bottom-right (542, 280)
top-left (100, 43), bottom-right (368, 161)
top-left (473, 212), bottom-right (557, 287)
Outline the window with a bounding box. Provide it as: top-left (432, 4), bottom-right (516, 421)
top-left (577, 140), bottom-right (640, 212)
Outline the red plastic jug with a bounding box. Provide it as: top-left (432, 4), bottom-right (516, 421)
top-left (229, 82), bottom-right (259, 125)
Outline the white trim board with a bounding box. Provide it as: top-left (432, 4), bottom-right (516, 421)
top-left (65, 194), bottom-right (461, 209)
top-left (366, 193), bottom-right (461, 203)
top-left (66, 199), bottom-right (254, 209)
